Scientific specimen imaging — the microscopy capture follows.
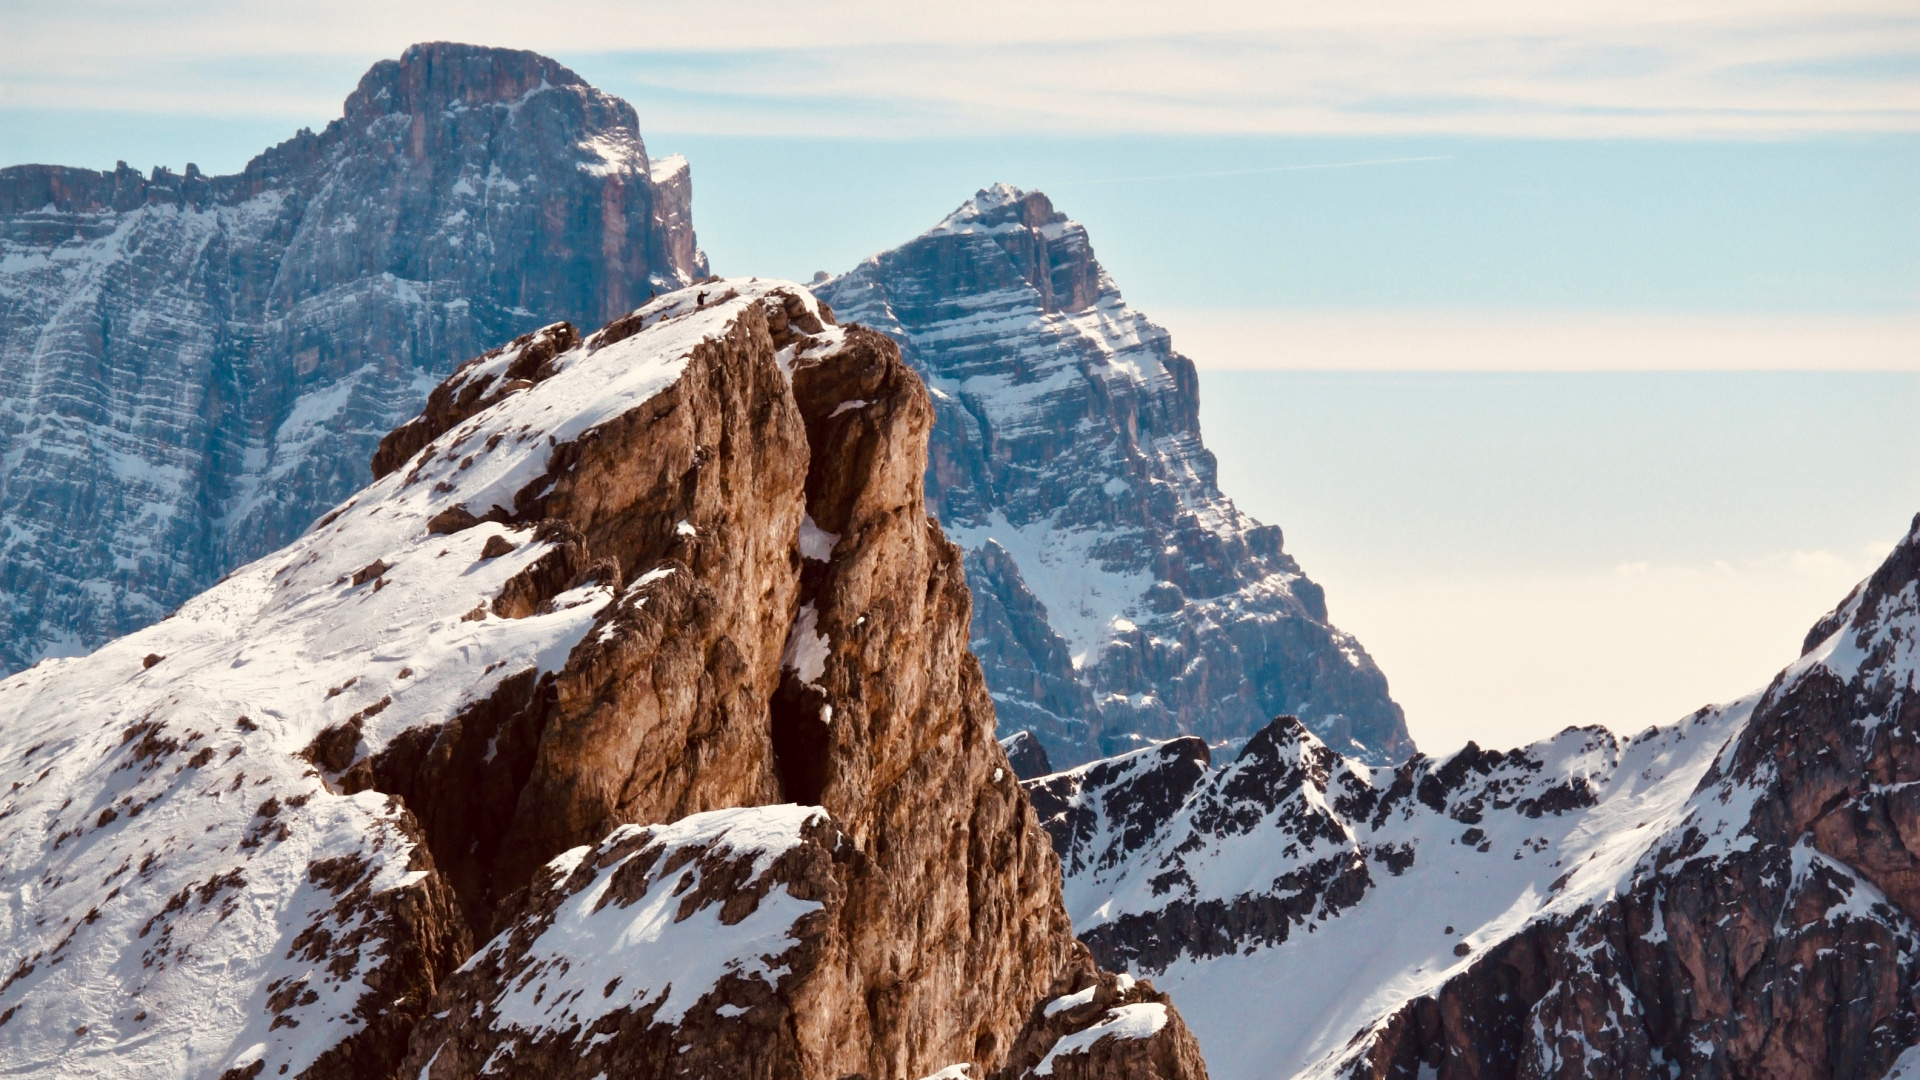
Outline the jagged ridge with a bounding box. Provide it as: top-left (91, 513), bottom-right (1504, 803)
top-left (1026, 514), bottom-right (1920, 1080)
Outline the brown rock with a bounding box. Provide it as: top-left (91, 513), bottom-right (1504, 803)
top-left (372, 284), bottom-right (1206, 1078)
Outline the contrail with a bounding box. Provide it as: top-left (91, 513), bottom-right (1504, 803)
top-left (1049, 155), bottom-right (1453, 187)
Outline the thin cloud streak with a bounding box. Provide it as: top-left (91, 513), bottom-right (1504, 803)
top-left (1048, 156), bottom-right (1453, 187)
top-left (1, 3), bottom-right (1915, 136)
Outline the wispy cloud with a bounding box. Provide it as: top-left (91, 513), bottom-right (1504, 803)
top-left (1046, 156), bottom-right (1453, 187)
top-left (1154, 311), bottom-right (1920, 370)
top-left (1, 0), bottom-right (1914, 136)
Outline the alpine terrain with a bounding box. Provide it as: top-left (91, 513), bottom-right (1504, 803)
top-left (2, 48), bottom-right (1408, 775)
top-left (817, 185), bottom-right (1410, 769)
top-left (1029, 514), bottom-right (1920, 1080)
top-left (0, 278), bottom-right (1210, 1079)
top-left (0, 42), bottom-right (706, 675)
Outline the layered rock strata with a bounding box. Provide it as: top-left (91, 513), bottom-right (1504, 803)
top-left (0, 279), bottom-right (1205, 1080)
top-left (1030, 515), bottom-right (1920, 1080)
top-left (0, 42), bottom-right (706, 675)
top-left (817, 184), bottom-right (1409, 767)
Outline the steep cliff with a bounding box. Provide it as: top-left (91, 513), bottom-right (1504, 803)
top-left (0, 279), bottom-right (1205, 1080)
top-left (0, 42), bottom-right (706, 675)
top-left (1029, 515), bottom-right (1920, 1080)
top-left (816, 184), bottom-right (1410, 768)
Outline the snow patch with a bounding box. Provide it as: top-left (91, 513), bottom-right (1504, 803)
top-left (1034, 1004), bottom-right (1169, 1076)
top-left (781, 603), bottom-right (829, 685)
top-left (798, 515), bottom-right (839, 562)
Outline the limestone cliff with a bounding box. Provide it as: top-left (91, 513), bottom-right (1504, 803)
top-left (0, 280), bottom-right (1205, 1080)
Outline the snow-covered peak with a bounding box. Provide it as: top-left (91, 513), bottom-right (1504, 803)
top-left (1033, 511), bottom-right (1920, 1080)
top-left (818, 189), bottom-right (1413, 769)
top-left (927, 182), bottom-right (1064, 238)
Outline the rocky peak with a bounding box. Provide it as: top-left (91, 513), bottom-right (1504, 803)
top-left (1001, 730), bottom-right (1057, 780)
top-left (345, 42), bottom-right (591, 122)
top-left (817, 189), bottom-right (1410, 768)
top-left (928, 183), bottom-right (1101, 314)
top-left (0, 44), bottom-right (706, 676)
top-left (0, 279), bottom-right (1206, 1080)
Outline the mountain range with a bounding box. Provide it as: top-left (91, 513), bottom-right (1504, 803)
top-left (0, 43), bottom-right (1406, 770)
top-left (2, 39), bottom-right (1914, 1080)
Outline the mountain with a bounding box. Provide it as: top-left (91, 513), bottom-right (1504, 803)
top-left (0, 278), bottom-right (1207, 1079)
top-left (815, 185), bottom-right (1410, 769)
top-left (0, 42), bottom-right (706, 676)
top-left (2, 46), bottom-right (1407, 773)
top-left (1027, 513), bottom-right (1920, 1080)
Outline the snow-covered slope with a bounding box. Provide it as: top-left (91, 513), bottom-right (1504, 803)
top-left (0, 42), bottom-right (705, 676)
top-left (0, 283), bottom-right (798, 1077)
top-left (1032, 513), bottom-right (1920, 1080)
top-left (817, 184), bottom-right (1408, 769)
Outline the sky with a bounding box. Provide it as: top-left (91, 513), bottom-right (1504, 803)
top-left (2, 0), bottom-right (1916, 754)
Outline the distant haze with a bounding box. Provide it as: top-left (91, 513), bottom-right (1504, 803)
top-left (1198, 371), bottom-right (1920, 753)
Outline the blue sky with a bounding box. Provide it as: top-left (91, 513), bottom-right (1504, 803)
top-left (2, 0), bottom-right (1916, 751)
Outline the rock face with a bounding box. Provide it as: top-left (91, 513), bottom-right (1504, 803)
top-left (816, 184), bottom-right (1410, 768)
top-left (1030, 514), bottom-right (1920, 1080)
top-left (0, 42), bottom-right (707, 676)
top-left (0, 279), bottom-right (1205, 1080)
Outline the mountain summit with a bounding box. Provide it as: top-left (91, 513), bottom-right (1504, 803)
top-left (0, 42), bottom-right (706, 675)
top-left (817, 184), bottom-right (1411, 767)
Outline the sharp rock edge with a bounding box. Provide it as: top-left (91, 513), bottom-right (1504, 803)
top-left (1030, 511), bottom-right (1920, 1080)
top-left (815, 183), bottom-right (1411, 770)
top-left (0, 277), bottom-right (1207, 1080)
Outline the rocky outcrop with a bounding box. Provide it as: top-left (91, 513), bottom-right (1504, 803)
top-left (816, 184), bottom-right (1409, 768)
top-left (1030, 515), bottom-right (1920, 1080)
top-left (997, 970), bottom-right (1210, 1080)
top-left (1001, 730), bottom-right (1055, 780)
top-left (0, 279), bottom-right (1204, 1080)
top-left (0, 42), bottom-right (707, 676)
